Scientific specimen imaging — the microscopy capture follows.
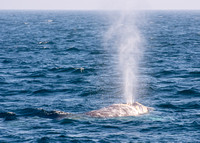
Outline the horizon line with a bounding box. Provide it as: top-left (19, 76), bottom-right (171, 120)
top-left (0, 9), bottom-right (200, 11)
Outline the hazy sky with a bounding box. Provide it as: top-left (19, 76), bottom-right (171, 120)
top-left (1, 0), bottom-right (200, 10)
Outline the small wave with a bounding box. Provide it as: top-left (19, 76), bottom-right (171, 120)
top-left (158, 100), bottom-right (200, 111)
top-left (155, 70), bottom-right (176, 78)
top-left (32, 89), bottom-right (53, 95)
top-left (60, 118), bottom-right (78, 124)
top-left (69, 77), bottom-right (85, 85)
top-left (47, 20), bottom-right (53, 22)
top-left (49, 66), bottom-right (94, 74)
top-left (177, 88), bottom-right (200, 96)
top-left (140, 126), bottom-right (161, 133)
top-left (0, 76), bottom-right (6, 83)
top-left (15, 47), bottom-right (30, 52)
top-left (189, 71), bottom-right (200, 77)
top-left (160, 41), bottom-right (176, 47)
top-left (180, 101), bottom-right (200, 109)
top-left (32, 88), bottom-right (68, 95)
top-left (37, 137), bottom-right (50, 143)
top-left (19, 108), bottom-right (71, 119)
top-left (48, 67), bottom-right (76, 73)
top-left (2, 59), bottom-right (13, 64)
top-left (78, 89), bottom-right (100, 97)
top-left (101, 125), bottom-right (120, 129)
top-left (38, 41), bottom-right (54, 45)
top-left (160, 70), bottom-right (175, 75)
top-left (0, 112), bottom-right (17, 121)
top-left (66, 39), bottom-right (76, 42)
top-left (28, 71), bottom-right (47, 78)
top-left (66, 47), bottom-right (80, 52)
top-left (157, 102), bottom-right (179, 109)
top-left (90, 50), bottom-right (104, 55)
top-left (191, 121), bottom-right (200, 127)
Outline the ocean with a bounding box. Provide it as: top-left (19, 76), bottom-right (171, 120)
top-left (0, 10), bottom-right (200, 142)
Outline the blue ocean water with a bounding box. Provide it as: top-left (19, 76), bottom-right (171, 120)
top-left (0, 10), bottom-right (200, 142)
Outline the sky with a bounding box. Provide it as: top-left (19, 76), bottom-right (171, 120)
top-left (1, 0), bottom-right (200, 10)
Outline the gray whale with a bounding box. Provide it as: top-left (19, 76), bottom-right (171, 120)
top-left (33, 102), bottom-right (151, 118)
top-left (0, 102), bottom-right (151, 121)
top-left (85, 102), bottom-right (151, 118)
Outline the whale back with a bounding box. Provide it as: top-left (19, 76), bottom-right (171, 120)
top-left (85, 102), bottom-right (150, 118)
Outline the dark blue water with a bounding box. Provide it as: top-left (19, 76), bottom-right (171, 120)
top-left (0, 10), bottom-right (200, 142)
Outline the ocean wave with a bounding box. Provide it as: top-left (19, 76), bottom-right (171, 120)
top-left (2, 58), bottom-right (13, 64)
top-left (154, 70), bottom-right (177, 78)
top-left (0, 76), bottom-right (6, 83)
top-left (60, 118), bottom-right (79, 124)
top-left (66, 47), bottom-right (80, 52)
top-left (38, 41), bottom-right (55, 45)
top-left (177, 88), bottom-right (200, 96)
top-left (32, 88), bottom-right (68, 95)
top-left (0, 112), bottom-right (17, 121)
top-left (32, 89), bottom-right (53, 95)
top-left (179, 101), bottom-right (200, 109)
top-left (157, 102), bottom-right (179, 109)
top-left (48, 67), bottom-right (76, 73)
top-left (189, 71), bottom-right (200, 76)
top-left (157, 100), bottom-right (200, 110)
top-left (90, 50), bottom-right (104, 55)
top-left (37, 137), bottom-right (50, 143)
top-left (19, 108), bottom-right (71, 119)
top-left (48, 66), bottom-right (93, 74)
top-left (28, 71), bottom-right (47, 78)
top-left (78, 89), bottom-right (100, 97)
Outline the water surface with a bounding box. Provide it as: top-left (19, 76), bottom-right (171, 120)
top-left (0, 10), bottom-right (200, 142)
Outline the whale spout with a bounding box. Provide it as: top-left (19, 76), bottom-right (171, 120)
top-left (85, 102), bottom-right (151, 118)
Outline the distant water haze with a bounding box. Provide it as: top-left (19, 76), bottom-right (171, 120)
top-left (1, 0), bottom-right (200, 10)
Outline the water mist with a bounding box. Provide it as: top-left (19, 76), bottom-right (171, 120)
top-left (105, 2), bottom-right (143, 104)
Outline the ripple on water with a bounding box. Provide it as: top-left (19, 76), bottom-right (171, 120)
top-left (177, 88), bottom-right (200, 96)
top-left (0, 112), bottom-right (17, 121)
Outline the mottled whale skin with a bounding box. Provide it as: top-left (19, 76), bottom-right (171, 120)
top-left (50, 102), bottom-right (151, 118)
top-left (85, 102), bottom-right (150, 118)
